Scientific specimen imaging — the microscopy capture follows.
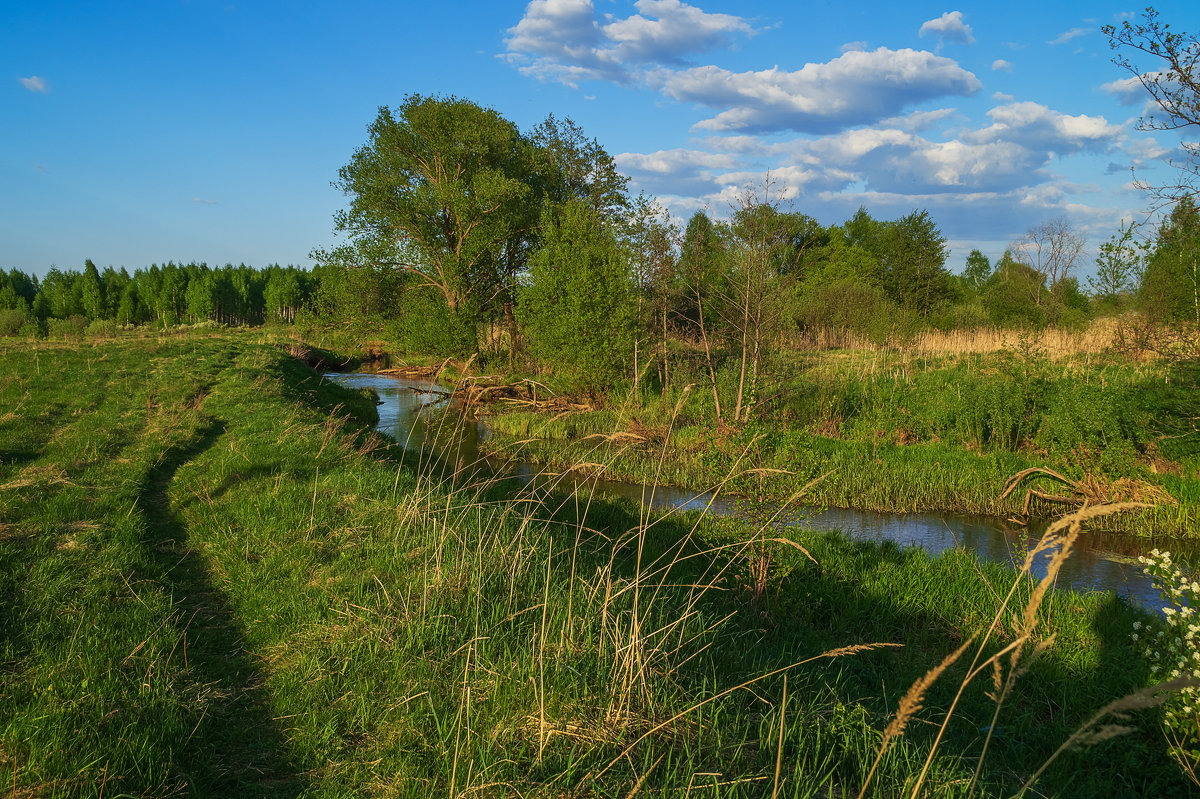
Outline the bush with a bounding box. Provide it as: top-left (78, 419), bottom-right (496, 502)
top-left (517, 201), bottom-right (634, 394)
top-left (384, 286), bottom-right (478, 358)
top-left (85, 318), bottom-right (118, 339)
top-left (0, 308), bottom-right (26, 337)
top-left (18, 318), bottom-right (43, 339)
top-left (46, 315), bottom-right (88, 341)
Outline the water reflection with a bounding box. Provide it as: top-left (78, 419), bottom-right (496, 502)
top-left (327, 371), bottom-right (1188, 613)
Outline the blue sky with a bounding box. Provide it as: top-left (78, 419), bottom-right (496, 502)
top-left (3, 0), bottom-right (1194, 278)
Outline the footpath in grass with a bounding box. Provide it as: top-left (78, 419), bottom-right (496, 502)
top-left (0, 331), bottom-right (1192, 797)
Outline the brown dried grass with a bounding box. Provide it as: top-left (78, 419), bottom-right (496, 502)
top-left (796, 317), bottom-right (1128, 359)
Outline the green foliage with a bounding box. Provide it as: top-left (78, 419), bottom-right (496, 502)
top-left (962, 249), bottom-right (992, 291)
top-left (880, 209), bottom-right (952, 314)
top-left (530, 113), bottom-right (629, 226)
top-left (518, 201), bottom-right (634, 392)
top-left (1141, 196), bottom-right (1200, 325)
top-left (46, 314), bottom-right (87, 340)
top-left (385, 284), bottom-right (479, 357)
top-left (327, 95), bottom-right (539, 350)
top-left (85, 318), bottom-right (118, 338)
top-left (0, 308), bottom-right (27, 337)
top-left (982, 256), bottom-right (1049, 327)
top-left (1091, 220), bottom-right (1144, 302)
top-left (794, 277), bottom-right (915, 346)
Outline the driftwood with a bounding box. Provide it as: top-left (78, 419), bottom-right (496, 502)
top-left (1000, 466), bottom-right (1176, 524)
top-left (376, 365), bottom-right (441, 378)
top-left (451, 377), bottom-right (595, 414)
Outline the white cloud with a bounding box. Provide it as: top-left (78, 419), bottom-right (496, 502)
top-left (192, 197), bottom-right (217, 205)
top-left (878, 107), bottom-right (959, 133)
top-left (840, 41), bottom-right (869, 53)
top-left (503, 0), bottom-right (614, 85)
top-left (616, 147), bottom-right (738, 173)
top-left (992, 59), bottom-right (1013, 72)
top-left (656, 48), bottom-right (981, 134)
top-left (503, 0), bottom-right (755, 85)
top-left (19, 75), bottom-right (47, 93)
top-left (1124, 137), bottom-right (1170, 162)
top-left (1100, 74), bottom-right (1155, 106)
top-left (1049, 27), bottom-right (1090, 45)
top-left (918, 11), bottom-right (975, 46)
top-left (966, 101), bottom-right (1121, 154)
top-left (619, 93), bottom-right (1133, 235)
top-left (601, 0), bottom-right (754, 64)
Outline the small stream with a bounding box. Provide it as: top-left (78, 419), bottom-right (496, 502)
top-left (328, 371), bottom-right (1193, 613)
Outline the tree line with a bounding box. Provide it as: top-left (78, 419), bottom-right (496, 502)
top-left (0, 261), bottom-right (314, 336)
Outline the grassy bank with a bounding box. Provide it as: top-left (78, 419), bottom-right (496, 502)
top-left (473, 342), bottom-right (1200, 537)
top-left (0, 331), bottom-right (1193, 796)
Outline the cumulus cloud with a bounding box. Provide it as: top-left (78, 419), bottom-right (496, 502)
top-left (503, 0), bottom-right (755, 85)
top-left (19, 75), bottom-right (48, 92)
top-left (966, 101), bottom-right (1121, 156)
top-left (1100, 74), bottom-right (1156, 106)
top-left (615, 147), bottom-right (742, 194)
top-left (617, 94), bottom-right (1132, 233)
top-left (992, 59), bottom-right (1013, 72)
top-left (602, 0), bottom-right (754, 63)
top-left (1049, 27), bottom-right (1090, 45)
top-left (655, 48), bottom-right (981, 134)
top-left (616, 147), bottom-right (738, 174)
top-left (918, 11), bottom-right (975, 46)
top-left (878, 107), bottom-right (959, 133)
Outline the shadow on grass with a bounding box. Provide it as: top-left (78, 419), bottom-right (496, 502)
top-left (138, 418), bottom-right (306, 797)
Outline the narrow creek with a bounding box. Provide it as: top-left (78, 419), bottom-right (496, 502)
top-left (327, 371), bottom-right (1193, 613)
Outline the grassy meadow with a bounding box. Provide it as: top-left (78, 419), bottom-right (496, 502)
top-left (0, 329), bottom-right (1196, 796)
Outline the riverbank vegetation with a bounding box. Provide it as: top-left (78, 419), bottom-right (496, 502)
top-left (0, 333), bottom-right (1194, 796)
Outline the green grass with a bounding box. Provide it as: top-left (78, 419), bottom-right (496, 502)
top-left (0, 331), bottom-right (1193, 796)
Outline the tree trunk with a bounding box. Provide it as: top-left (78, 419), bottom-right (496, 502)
top-left (695, 287), bottom-right (721, 421)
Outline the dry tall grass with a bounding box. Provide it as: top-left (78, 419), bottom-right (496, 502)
top-left (794, 316), bottom-right (1128, 358)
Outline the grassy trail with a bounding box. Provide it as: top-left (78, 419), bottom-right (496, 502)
top-left (0, 332), bottom-right (1193, 797)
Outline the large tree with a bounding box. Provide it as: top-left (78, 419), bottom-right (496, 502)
top-left (673, 211), bottom-right (729, 420)
top-left (325, 95), bottom-right (537, 353)
top-left (530, 114), bottom-right (629, 228)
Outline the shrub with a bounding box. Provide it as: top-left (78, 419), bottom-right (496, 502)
top-left (0, 308), bottom-right (26, 337)
top-left (85, 318), bottom-right (118, 339)
top-left (47, 315), bottom-right (88, 341)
